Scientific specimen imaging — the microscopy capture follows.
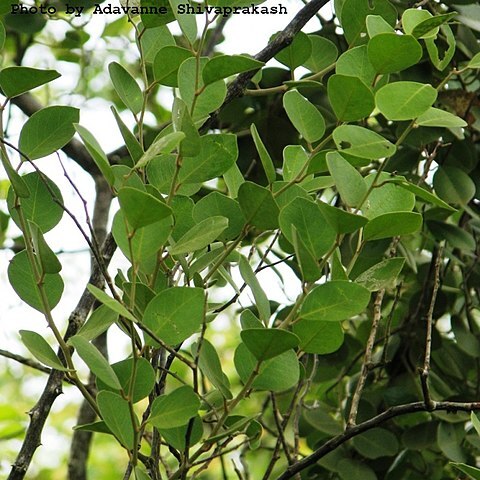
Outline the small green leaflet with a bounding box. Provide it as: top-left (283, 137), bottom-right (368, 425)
top-left (451, 463), bottom-right (480, 480)
top-left (202, 55), bottom-right (264, 85)
top-left (87, 284), bottom-right (137, 322)
top-left (170, 216), bottom-right (228, 255)
top-left (0, 67), bottom-right (60, 98)
top-left (19, 330), bottom-right (68, 372)
top-left (74, 125), bottom-right (115, 185)
top-left (416, 107), bottom-right (467, 128)
top-left (108, 61), bottom-right (143, 114)
top-left (97, 391), bottom-right (136, 449)
top-left (149, 386), bottom-right (200, 429)
top-left (134, 131), bottom-right (185, 169)
top-left (283, 90), bottom-right (325, 143)
top-left (117, 187), bottom-right (172, 230)
top-left (68, 335), bottom-right (122, 390)
top-left (239, 256), bottom-right (270, 324)
top-left (251, 124), bottom-right (276, 184)
top-left (19, 106), bottom-right (79, 160)
top-left (300, 281), bottom-right (370, 322)
top-left (142, 286), bottom-right (204, 345)
top-left (364, 212), bottom-right (423, 240)
top-left (241, 328), bottom-right (299, 361)
top-left (355, 258), bottom-right (405, 291)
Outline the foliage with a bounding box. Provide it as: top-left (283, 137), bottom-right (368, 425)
top-left (2, 1), bottom-right (480, 479)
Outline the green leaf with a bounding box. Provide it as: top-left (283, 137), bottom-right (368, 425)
top-left (279, 197), bottom-right (335, 258)
top-left (416, 107), bottom-right (467, 128)
top-left (234, 344), bottom-right (300, 392)
top-left (108, 61), bottom-right (143, 114)
top-left (353, 428), bottom-right (399, 458)
top-left (149, 386), bottom-right (200, 429)
top-left (223, 163), bottom-right (245, 198)
top-left (97, 391), bottom-right (136, 449)
top-left (28, 221), bottom-right (62, 274)
top-left (193, 192), bottom-right (243, 242)
top-left (471, 412), bottom-right (480, 436)
top-left (283, 90), bottom-right (325, 143)
top-left (293, 320), bottom-right (344, 354)
top-left (1, 156), bottom-right (29, 198)
top-left (8, 250), bottom-right (64, 313)
top-left (364, 212), bottom-right (423, 240)
top-left (143, 287), bottom-right (204, 345)
top-left (402, 8), bottom-right (437, 39)
top-left (437, 422), bottom-right (466, 462)
top-left (274, 31), bottom-right (312, 69)
top-left (77, 305), bottom-right (119, 342)
top-left (340, 0), bottom-right (397, 45)
top-left (74, 124), bottom-right (115, 185)
top-left (327, 151), bottom-right (367, 207)
top-left (412, 12), bottom-right (457, 39)
top-left (19, 106), bottom-right (79, 160)
top-left (317, 201), bottom-right (368, 234)
top-left (153, 46), bottom-right (194, 87)
top-left (0, 21), bottom-right (5, 50)
top-left (241, 328), bottom-right (299, 361)
top-left (425, 24), bottom-right (456, 71)
top-left (282, 146), bottom-right (307, 182)
top-left (95, 357), bottom-right (155, 403)
top-left (337, 459), bottom-right (377, 480)
top-left (158, 416), bottom-right (203, 450)
top-left (134, 131), bottom-right (186, 170)
top-left (87, 284), bottom-right (137, 322)
top-left (0, 67), bottom-right (60, 98)
top-left (291, 225), bottom-right (321, 282)
top-left (303, 35), bottom-right (338, 73)
top-left (118, 187), bottom-right (172, 230)
top-left (251, 124), bottom-right (276, 184)
top-left (178, 57), bottom-right (227, 120)
top-left (179, 134), bottom-right (238, 184)
top-left (333, 125), bottom-right (396, 159)
top-left (170, 216), bottom-right (228, 255)
top-left (140, 25), bottom-right (175, 63)
top-left (433, 166), bottom-right (476, 205)
top-left (192, 339), bottom-right (232, 399)
top-left (363, 173), bottom-right (416, 219)
top-left (239, 256), bottom-right (271, 324)
top-left (203, 55), bottom-right (264, 85)
top-left (112, 210), bottom-right (172, 269)
top-left (366, 15), bottom-right (394, 37)
top-left (368, 33), bottom-right (423, 74)
top-left (7, 172), bottom-right (64, 232)
top-left (451, 463), bottom-right (480, 480)
top-left (355, 258), bottom-right (405, 291)
top-left (384, 178), bottom-right (455, 211)
top-left (336, 45), bottom-right (376, 85)
top-left (327, 74), bottom-right (374, 121)
top-left (19, 330), bottom-right (68, 371)
top-left (376, 82), bottom-right (437, 121)
top-left (238, 182), bottom-right (279, 230)
top-left (110, 106), bottom-right (144, 163)
top-left (300, 281), bottom-right (371, 322)
top-left (69, 336), bottom-right (122, 390)
top-left (467, 52), bottom-right (480, 69)
top-left (427, 221), bottom-right (476, 252)
top-left (172, 97), bottom-right (200, 157)
top-left (170, 0), bottom-right (197, 43)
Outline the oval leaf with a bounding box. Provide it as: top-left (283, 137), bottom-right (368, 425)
top-left (19, 330), bottom-right (68, 371)
top-left (19, 106), bottom-right (79, 160)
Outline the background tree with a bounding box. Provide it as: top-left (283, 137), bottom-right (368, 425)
top-left (2, 0), bottom-right (480, 479)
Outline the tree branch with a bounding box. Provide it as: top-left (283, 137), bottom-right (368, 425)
top-left (276, 400), bottom-right (480, 480)
top-left (8, 232), bottom-right (117, 480)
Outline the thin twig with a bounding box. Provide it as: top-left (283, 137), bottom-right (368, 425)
top-left (347, 289), bottom-right (385, 428)
top-left (420, 245), bottom-right (444, 410)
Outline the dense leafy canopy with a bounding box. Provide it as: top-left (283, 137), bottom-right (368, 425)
top-left (2, 1), bottom-right (480, 480)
